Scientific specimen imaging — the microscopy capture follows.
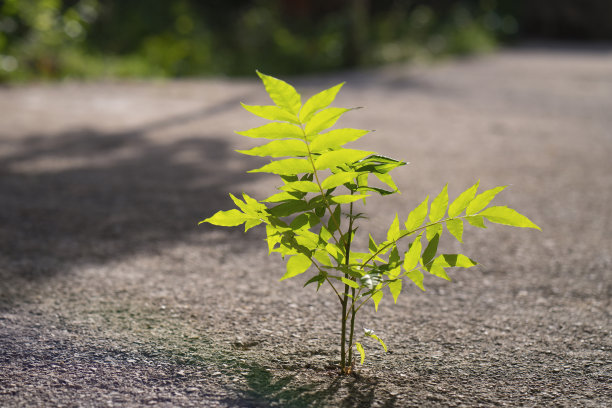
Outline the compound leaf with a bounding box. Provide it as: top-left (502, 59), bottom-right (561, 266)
top-left (371, 289), bottom-right (383, 311)
top-left (280, 253), bottom-right (312, 281)
top-left (341, 277), bottom-right (360, 289)
top-left (480, 206), bottom-right (541, 230)
top-left (300, 82), bottom-right (344, 123)
top-left (257, 71), bottom-right (302, 115)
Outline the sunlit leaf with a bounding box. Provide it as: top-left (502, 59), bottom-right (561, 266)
top-left (386, 214), bottom-right (400, 242)
top-left (329, 194), bottom-right (369, 204)
top-left (257, 71), bottom-right (302, 115)
top-left (310, 128), bottom-right (370, 152)
top-left (405, 269), bottom-right (425, 291)
top-left (403, 235), bottom-right (422, 271)
top-left (236, 122), bottom-right (303, 139)
top-left (321, 172), bottom-right (359, 189)
top-left (249, 158), bottom-right (313, 175)
top-left (341, 277), bottom-right (360, 289)
top-left (429, 184), bottom-right (448, 222)
top-left (426, 223), bottom-right (443, 241)
top-left (299, 82), bottom-right (344, 123)
top-left (305, 107), bottom-right (350, 136)
top-left (280, 180), bottom-right (320, 193)
top-left (405, 196), bottom-right (429, 232)
top-left (240, 103), bottom-right (299, 124)
top-left (449, 181), bottom-right (479, 217)
top-left (388, 279), bottom-right (402, 303)
top-left (371, 288), bottom-right (383, 311)
top-left (200, 209), bottom-right (249, 226)
top-left (465, 215), bottom-right (486, 228)
top-left (315, 149), bottom-right (373, 170)
top-left (466, 186), bottom-right (506, 215)
top-left (446, 218), bottom-right (463, 242)
top-left (480, 206), bottom-right (541, 230)
top-left (280, 253), bottom-right (312, 281)
top-left (236, 139), bottom-right (308, 157)
top-left (355, 342), bottom-right (365, 365)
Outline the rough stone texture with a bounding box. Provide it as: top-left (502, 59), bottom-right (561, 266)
top-left (1, 45), bottom-right (611, 407)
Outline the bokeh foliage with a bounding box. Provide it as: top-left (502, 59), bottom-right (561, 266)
top-left (1, 0), bottom-right (610, 82)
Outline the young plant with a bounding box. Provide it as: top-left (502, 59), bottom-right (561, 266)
top-left (200, 72), bottom-right (540, 374)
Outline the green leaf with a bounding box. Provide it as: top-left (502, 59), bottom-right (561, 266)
top-left (305, 107), bottom-right (350, 136)
top-left (263, 191), bottom-right (300, 203)
top-left (429, 184), bottom-right (448, 222)
top-left (280, 254), bottom-right (312, 281)
top-left (236, 139), bottom-right (308, 157)
top-left (321, 172), bottom-right (359, 189)
top-left (257, 71), bottom-right (302, 115)
top-left (436, 254), bottom-right (478, 268)
top-left (480, 206), bottom-right (541, 230)
top-left (364, 330), bottom-right (388, 352)
top-left (373, 173), bottom-right (399, 193)
top-left (388, 279), bottom-right (402, 303)
top-left (421, 233), bottom-right (439, 266)
top-left (304, 273), bottom-right (326, 289)
top-left (465, 215), bottom-right (486, 228)
top-left (403, 235), bottom-right (422, 271)
top-left (236, 122), bottom-right (303, 140)
top-left (249, 158), bottom-right (313, 175)
top-left (200, 209), bottom-right (249, 226)
top-left (371, 289), bottom-right (383, 311)
top-left (386, 214), bottom-right (400, 241)
top-left (355, 342), bottom-right (365, 365)
top-left (449, 181), bottom-right (479, 217)
top-left (313, 250), bottom-right (333, 267)
top-left (244, 218), bottom-right (262, 232)
top-left (405, 269), bottom-right (425, 291)
top-left (446, 218), bottom-right (463, 242)
top-left (428, 263), bottom-right (450, 280)
top-left (310, 128), bottom-right (370, 152)
top-left (328, 205), bottom-right (342, 233)
top-left (368, 234), bottom-right (377, 253)
top-left (405, 196), bottom-right (429, 232)
top-left (341, 277), bottom-right (360, 289)
top-left (466, 186), bottom-right (506, 215)
top-left (299, 82), bottom-right (344, 123)
top-left (426, 223), bottom-right (443, 241)
top-left (266, 225), bottom-right (282, 253)
top-left (268, 200), bottom-right (309, 217)
top-left (280, 180), bottom-right (320, 193)
top-left (315, 149), bottom-right (373, 170)
top-left (240, 103), bottom-right (299, 123)
top-left (329, 194), bottom-right (369, 204)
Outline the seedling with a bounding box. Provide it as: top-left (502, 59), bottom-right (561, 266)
top-left (200, 72), bottom-right (540, 374)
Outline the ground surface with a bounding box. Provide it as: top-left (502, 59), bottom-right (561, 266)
top-left (1, 45), bottom-right (611, 407)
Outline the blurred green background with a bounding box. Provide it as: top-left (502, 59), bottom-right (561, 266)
top-left (1, 0), bottom-right (610, 82)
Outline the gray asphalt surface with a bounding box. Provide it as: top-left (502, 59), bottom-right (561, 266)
top-left (1, 45), bottom-right (611, 407)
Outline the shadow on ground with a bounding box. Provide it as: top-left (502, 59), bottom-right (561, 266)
top-left (0, 100), bottom-right (262, 289)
